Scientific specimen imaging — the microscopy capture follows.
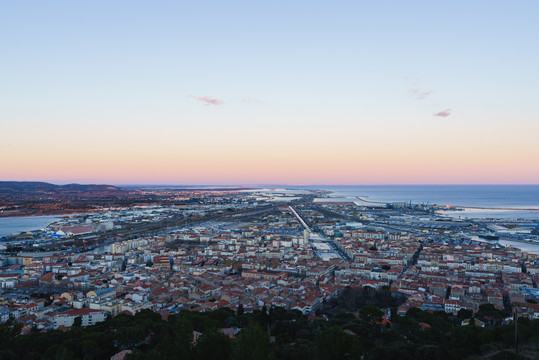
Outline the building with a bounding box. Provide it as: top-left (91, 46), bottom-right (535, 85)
top-left (55, 308), bottom-right (105, 328)
top-left (57, 225), bottom-right (96, 236)
top-left (0, 308), bottom-right (10, 322)
top-left (153, 256), bottom-right (171, 270)
top-left (86, 287), bottom-right (116, 301)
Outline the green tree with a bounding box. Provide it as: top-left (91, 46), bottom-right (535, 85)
top-left (360, 306), bottom-right (384, 322)
top-left (233, 323), bottom-right (271, 360)
top-left (174, 318), bottom-right (194, 359)
top-left (195, 328), bottom-right (231, 360)
top-left (458, 308), bottom-right (473, 319)
top-left (275, 338), bottom-right (316, 360)
top-left (114, 324), bottom-right (146, 348)
top-left (315, 326), bottom-right (362, 360)
top-left (450, 325), bottom-right (494, 358)
top-left (0, 317), bottom-right (23, 343)
top-left (73, 316), bottom-right (82, 328)
top-left (209, 308), bottom-right (236, 327)
top-left (476, 304), bottom-right (507, 323)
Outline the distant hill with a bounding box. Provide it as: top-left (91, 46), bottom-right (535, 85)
top-left (0, 181), bottom-right (126, 194)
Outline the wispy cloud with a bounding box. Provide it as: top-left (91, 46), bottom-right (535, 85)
top-left (197, 96), bottom-right (223, 105)
top-left (434, 109), bottom-right (452, 117)
top-left (187, 95), bottom-right (224, 106)
top-left (411, 89), bottom-right (434, 100)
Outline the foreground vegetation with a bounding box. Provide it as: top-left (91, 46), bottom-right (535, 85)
top-left (1, 288), bottom-right (539, 360)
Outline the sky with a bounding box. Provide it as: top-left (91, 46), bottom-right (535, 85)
top-left (1, 1), bottom-right (538, 185)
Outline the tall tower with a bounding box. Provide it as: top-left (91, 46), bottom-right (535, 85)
top-left (303, 229), bottom-right (310, 243)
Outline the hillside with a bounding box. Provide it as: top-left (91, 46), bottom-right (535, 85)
top-left (0, 181), bottom-right (126, 195)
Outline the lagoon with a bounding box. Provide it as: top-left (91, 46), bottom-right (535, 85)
top-left (0, 215), bottom-right (62, 238)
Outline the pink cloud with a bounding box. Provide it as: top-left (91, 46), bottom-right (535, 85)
top-left (187, 95), bottom-right (223, 105)
top-left (434, 109), bottom-right (452, 117)
top-left (411, 89), bottom-right (434, 100)
top-left (197, 96), bottom-right (223, 105)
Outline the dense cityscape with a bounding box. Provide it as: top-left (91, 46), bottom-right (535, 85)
top-left (1, 184), bottom-right (539, 359)
top-left (2, 1), bottom-right (539, 358)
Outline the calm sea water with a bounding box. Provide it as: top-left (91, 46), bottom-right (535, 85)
top-left (2, 186), bottom-right (539, 252)
top-left (498, 239), bottom-right (539, 254)
top-left (0, 215), bottom-right (61, 238)
top-left (287, 185), bottom-right (539, 253)
top-left (285, 185), bottom-right (539, 220)
top-left (304, 185), bottom-right (539, 208)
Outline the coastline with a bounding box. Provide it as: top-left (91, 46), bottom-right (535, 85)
top-left (0, 215), bottom-right (63, 238)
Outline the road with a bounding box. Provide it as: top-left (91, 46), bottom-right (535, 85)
top-left (8, 204), bottom-right (277, 255)
top-left (289, 205), bottom-right (350, 261)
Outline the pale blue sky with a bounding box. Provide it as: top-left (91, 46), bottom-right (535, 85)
top-left (1, 1), bottom-right (538, 184)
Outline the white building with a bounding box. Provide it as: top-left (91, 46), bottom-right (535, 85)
top-left (55, 308), bottom-right (105, 328)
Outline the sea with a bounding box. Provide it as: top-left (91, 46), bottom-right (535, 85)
top-left (290, 185), bottom-right (539, 219)
top-left (0, 215), bottom-right (61, 238)
top-left (284, 185), bottom-right (539, 253)
top-left (2, 185), bottom-right (539, 252)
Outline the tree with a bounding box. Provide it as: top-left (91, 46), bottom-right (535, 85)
top-left (457, 308), bottom-right (473, 319)
top-left (55, 346), bottom-right (78, 360)
top-left (315, 326), bottom-right (362, 360)
top-left (114, 324), bottom-right (146, 349)
top-left (173, 318), bottom-right (194, 359)
top-left (476, 304), bottom-right (507, 324)
top-left (73, 317), bottom-right (82, 328)
top-left (0, 317), bottom-right (23, 343)
top-left (233, 323), bottom-right (271, 360)
top-left (253, 306), bottom-right (270, 329)
top-left (360, 306), bottom-right (384, 322)
top-left (195, 328), bottom-right (231, 360)
top-left (208, 308), bottom-right (235, 327)
top-left (237, 304), bottom-right (244, 317)
top-left (450, 325), bottom-right (494, 358)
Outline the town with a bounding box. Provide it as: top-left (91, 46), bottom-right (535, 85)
top-left (1, 187), bottom-right (539, 338)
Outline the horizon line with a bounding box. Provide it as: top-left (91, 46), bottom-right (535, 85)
top-left (2, 180), bottom-right (539, 187)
